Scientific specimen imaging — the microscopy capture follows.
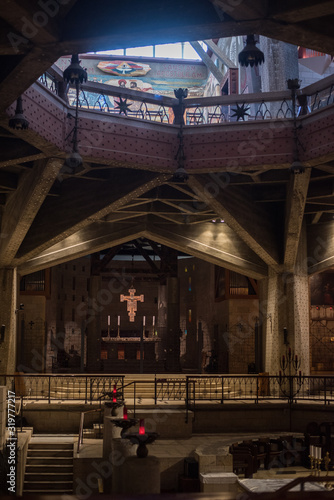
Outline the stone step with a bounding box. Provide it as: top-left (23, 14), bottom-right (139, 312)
top-left (24, 481), bottom-right (73, 491)
top-left (23, 489), bottom-right (73, 495)
top-left (26, 457), bottom-right (73, 465)
top-left (28, 449), bottom-right (73, 457)
top-left (28, 442), bottom-right (73, 450)
top-left (25, 464), bottom-right (73, 474)
top-left (25, 472), bottom-right (73, 482)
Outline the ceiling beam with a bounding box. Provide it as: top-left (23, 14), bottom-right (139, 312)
top-left (188, 174), bottom-right (280, 271)
top-left (13, 172), bottom-right (170, 266)
top-left (190, 41), bottom-right (225, 85)
top-left (1, 0), bottom-right (60, 45)
top-left (92, 245), bottom-right (122, 275)
top-left (145, 221), bottom-right (268, 279)
top-left (18, 221), bottom-right (147, 275)
top-left (284, 169), bottom-right (311, 271)
top-left (270, 1), bottom-right (334, 23)
top-left (203, 39), bottom-right (237, 69)
top-left (0, 46), bottom-right (62, 113)
top-left (0, 158), bottom-right (63, 266)
top-left (133, 239), bottom-right (161, 275)
top-left (308, 221), bottom-right (334, 275)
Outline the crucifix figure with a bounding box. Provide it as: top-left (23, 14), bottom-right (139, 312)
top-left (120, 286), bottom-right (144, 322)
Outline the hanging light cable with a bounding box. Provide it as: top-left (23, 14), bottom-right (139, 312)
top-left (63, 55), bottom-right (88, 172)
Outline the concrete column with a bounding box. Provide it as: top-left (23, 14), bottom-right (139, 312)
top-left (86, 275), bottom-right (102, 372)
top-left (166, 277), bottom-right (180, 372)
top-left (157, 284), bottom-right (167, 362)
top-left (0, 268), bottom-right (18, 374)
top-left (259, 226), bottom-right (310, 375)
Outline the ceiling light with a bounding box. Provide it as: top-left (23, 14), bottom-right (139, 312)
top-left (8, 96), bottom-right (29, 130)
top-left (238, 35), bottom-right (265, 67)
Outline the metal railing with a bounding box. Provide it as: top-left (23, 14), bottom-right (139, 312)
top-left (39, 66), bottom-right (334, 125)
top-left (1, 374), bottom-right (334, 407)
top-left (37, 65), bottom-right (334, 126)
top-left (0, 374), bottom-right (125, 404)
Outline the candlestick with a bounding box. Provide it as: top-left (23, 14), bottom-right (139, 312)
top-left (118, 315), bottom-right (120, 326)
top-left (139, 419), bottom-right (145, 435)
top-left (152, 316), bottom-right (155, 326)
top-left (108, 315), bottom-right (110, 326)
top-left (123, 406), bottom-right (128, 420)
top-left (143, 316), bottom-right (146, 326)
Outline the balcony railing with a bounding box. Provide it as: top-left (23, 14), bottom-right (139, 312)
top-left (37, 65), bottom-right (334, 126)
top-left (2, 373), bottom-right (333, 406)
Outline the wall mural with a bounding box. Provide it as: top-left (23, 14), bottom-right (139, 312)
top-left (97, 60), bottom-right (151, 76)
top-left (57, 56), bottom-right (208, 115)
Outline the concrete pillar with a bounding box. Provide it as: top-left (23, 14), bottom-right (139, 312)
top-left (0, 268), bottom-right (18, 374)
top-left (86, 275), bottom-right (102, 372)
top-left (114, 456), bottom-right (160, 494)
top-left (157, 284), bottom-right (167, 362)
top-left (259, 227), bottom-right (310, 375)
top-left (166, 277), bottom-right (180, 372)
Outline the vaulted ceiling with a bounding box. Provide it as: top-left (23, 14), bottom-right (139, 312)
top-left (1, 0), bottom-right (334, 279)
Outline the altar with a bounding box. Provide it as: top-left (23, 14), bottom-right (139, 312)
top-left (100, 332), bottom-right (162, 373)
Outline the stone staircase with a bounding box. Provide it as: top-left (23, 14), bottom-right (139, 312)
top-left (29, 375), bottom-right (241, 404)
top-left (23, 441), bottom-right (73, 495)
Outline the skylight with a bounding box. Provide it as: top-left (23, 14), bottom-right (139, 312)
top-left (91, 42), bottom-right (203, 60)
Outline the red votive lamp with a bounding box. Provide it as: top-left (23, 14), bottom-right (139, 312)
top-left (139, 419), bottom-right (145, 435)
top-left (123, 406), bottom-right (128, 420)
top-left (113, 384), bottom-right (117, 403)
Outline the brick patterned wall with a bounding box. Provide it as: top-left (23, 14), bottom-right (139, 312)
top-left (0, 386), bottom-right (6, 449)
top-left (0, 268), bottom-right (17, 374)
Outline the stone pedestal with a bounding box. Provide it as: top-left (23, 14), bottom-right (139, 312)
top-left (194, 443), bottom-right (232, 474)
top-left (113, 455), bottom-right (160, 494)
top-left (200, 472), bottom-right (238, 494)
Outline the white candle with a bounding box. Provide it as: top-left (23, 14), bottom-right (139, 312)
top-left (310, 445), bottom-right (314, 457)
top-left (153, 316), bottom-right (155, 326)
top-left (108, 315), bottom-right (110, 326)
top-left (118, 316), bottom-right (120, 326)
top-left (143, 316), bottom-right (146, 326)
top-left (317, 447), bottom-right (321, 460)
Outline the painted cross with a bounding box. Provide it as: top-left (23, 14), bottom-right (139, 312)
top-left (120, 286), bottom-right (144, 322)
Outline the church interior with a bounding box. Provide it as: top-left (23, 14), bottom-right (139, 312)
top-left (1, 0), bottom-right (334, 498)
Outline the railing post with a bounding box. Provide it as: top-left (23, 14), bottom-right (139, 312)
top-left (134, 382), bottom-right (136, 418)
top-left (85, 376), bottom-right (88, 404)
top-left (48, 376), bottom-right (51, 404)
top-left (256, 375), bottom-right (259, 404)
top-left (324, 377), bottom-right (327, 405)
top-left (154, 375), bottom-right (157, 405)
top-left (221, 376), bottom-right (224, 404)
top-left (185, 376), bottom-right (189, 423)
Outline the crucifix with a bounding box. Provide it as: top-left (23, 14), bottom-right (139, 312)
top-left (120, 286), bottom-right (144, 322)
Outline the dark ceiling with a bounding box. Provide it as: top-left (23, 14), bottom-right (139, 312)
top-left (0, 0), bottom-right (334, 278)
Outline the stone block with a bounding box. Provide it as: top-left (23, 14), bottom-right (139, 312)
top-left (129, 409), bottom-right (192, 438)
top-left (200, 472), bottom-right (238, 494)
top-left (114, 456), bottom-right (160, 494)
top-left (194, 443), bottom-right (233, 474)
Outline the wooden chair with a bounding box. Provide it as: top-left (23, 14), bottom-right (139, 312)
top-left (230, 442), bottom-right (256, 478)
